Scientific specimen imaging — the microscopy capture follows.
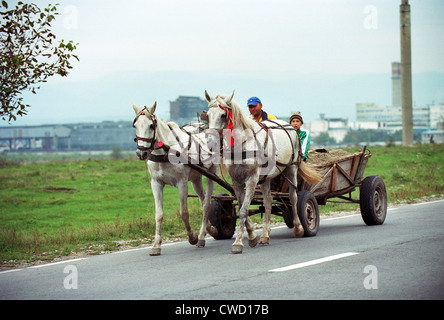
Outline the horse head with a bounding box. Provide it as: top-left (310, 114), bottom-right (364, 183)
top-left (204, 90), bottom-right (234, 149)
top-left (205, 90), bottom-right (236, 128)
top-left (133, 101), bottom-right (157, 160)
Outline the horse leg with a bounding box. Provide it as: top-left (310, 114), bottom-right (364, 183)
top-left (192, 176), bottom-right (216, 248)
top-left (286, 166), bottom-right (304, 238)
top-left (245, 216), bottom-right (258, 248)
top-left (150, 179), bottom-right (164, 256)
top-left (232, 183), bottom-right (257, 248)
top-left (204, 174), bottom-right (218, 238)
top-left (259, 179), bottom-right (272, 245)
top-left (232, 176), bottom-right (259, 254)
top-left (178, 180), bottom-right (198, 245)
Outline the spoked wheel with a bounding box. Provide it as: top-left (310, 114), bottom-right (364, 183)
top-left (282, 191), bottom-right (319, 237)
top-left (209, 193), bottom-right (236, 240)
top-left (297, 191), bottom-right (319, 237)
top-left (360, 176), bottom-right (387, 225)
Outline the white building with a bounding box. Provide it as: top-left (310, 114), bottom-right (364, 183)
top-left (306, 114), bottom-right (349, 143)
top-left (430, 105), bottom-right (444, 129)
top-left (355, 102), bottom-right (436, 132)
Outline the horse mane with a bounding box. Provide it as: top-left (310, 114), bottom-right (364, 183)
top-left (217, 94), bottom-right (255, 130)
top-left (166, 121), bottom-right (180, 129)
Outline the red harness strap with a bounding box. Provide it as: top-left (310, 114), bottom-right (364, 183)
top-left (219, 105), bottom-right (235, 147)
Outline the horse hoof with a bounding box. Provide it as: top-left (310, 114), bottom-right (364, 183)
top-left (259, 237), bottom-right (270, 245)
top-left (208, 226), bottom-right (218, 238)
top-left (231, 245), bottom-right (243, 254)
top-left (196, 239), bottom-right (206, 248)
top-left (294, 227), bottom-right (305, 238)
top-left (248, 236), bottom-right (259, 248)
top-left (150, 248), bottom-right (161, 256)
top-left (189, 236), bottom-right (198, 245)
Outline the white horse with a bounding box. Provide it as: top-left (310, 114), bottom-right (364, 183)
top-left (133, 102), bottom-right (218, 255)
top-left (204, 91), bottom-right (321, 254)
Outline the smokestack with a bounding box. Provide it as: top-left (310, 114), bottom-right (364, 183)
top-left (391, 62), bottom-right (401, 107)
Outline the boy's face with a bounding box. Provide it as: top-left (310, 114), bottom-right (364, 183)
top-left (291, 118), bottom-right (302, 130)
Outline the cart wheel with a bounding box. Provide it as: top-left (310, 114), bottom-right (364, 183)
top-left (209, 193), bottom-right (236, 240)
top-left (282, 191), bottom-right (319, 237)
top-left (297, 191), bottom-right (319, 237)
top-left (360, 176), bottom-right (387, 225)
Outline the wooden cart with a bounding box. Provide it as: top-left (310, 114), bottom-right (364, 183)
top-left (203, 146), bottom-right (387, 240)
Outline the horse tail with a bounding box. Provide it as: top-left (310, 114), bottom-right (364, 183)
top-left (298, 161), bottom-right (322, 185)
top-left (219, 162), bottom-right (229, 181)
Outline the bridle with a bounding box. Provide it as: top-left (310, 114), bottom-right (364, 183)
top-left (133, 107), bottom-right (158, 151)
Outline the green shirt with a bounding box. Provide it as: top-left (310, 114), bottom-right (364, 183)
top-left (297, 128), bottom-right (310, 161)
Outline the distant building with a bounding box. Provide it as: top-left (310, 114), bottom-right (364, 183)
top-left (0, 125), bottom-right (71, 151)
top-left (355, 102), bottom-right (441, 132)
top-left (169, 96), bottom-right (207, 125)
top-left (421, 109), bottom-right (444, 144)
top-left (0, 121), bottom-right (135, 152)
top-left (430, 105), bottom-right (444, 129)
top-left (306, 114), bottom-right (349, 143)
top-left (69, 121), bottom-right (134, 150)
top-left (354, 62), bottom-right (443, 134)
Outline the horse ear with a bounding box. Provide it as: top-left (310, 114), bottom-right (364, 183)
top-left (149, 101), bottom-right (157, 114)
top-left (224, 90), bottom-right (235, 104)
top-left (133, 103), bottom-right (140, 114)
top-left (205, 90), bottom-right (213, 102)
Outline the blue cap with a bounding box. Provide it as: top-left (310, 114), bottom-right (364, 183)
top-left (247, 97), bottom-right (261, 106)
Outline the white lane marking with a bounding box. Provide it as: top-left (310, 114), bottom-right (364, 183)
top-left (29, 258), bottom-right (86, 269)
top-left (111, 241), bottom-right (183, 254)
top-left (0, 258), bottom-right (87, 274)
top-left (269, 252), bottom-right (359, 272)
top-left (322, 214), bottom-right (360, 221)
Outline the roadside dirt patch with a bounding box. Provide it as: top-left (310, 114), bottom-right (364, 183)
top-left (42, 187), bottom-right (77, 193)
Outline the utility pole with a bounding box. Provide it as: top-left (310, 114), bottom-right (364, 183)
top-left (400, 0), bottom-right (413, 146)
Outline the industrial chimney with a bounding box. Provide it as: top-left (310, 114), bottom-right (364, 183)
top-left (391, 62), bottom-right (401, 107)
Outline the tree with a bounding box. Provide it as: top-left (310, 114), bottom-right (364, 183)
top-left (0, 1), bottom-right (79, 122)
top-left (313, 132), bottom-right (336, 146)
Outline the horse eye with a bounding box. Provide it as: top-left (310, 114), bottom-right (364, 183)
top-left (150, 124), bottom-right (154, 130)
top-left (221, 114), bottom-right (227, 118)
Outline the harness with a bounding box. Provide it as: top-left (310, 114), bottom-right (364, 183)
top-left (213, 103), bottom-right (301, 167)
top-left (133, 109), bottom-right (206, 165)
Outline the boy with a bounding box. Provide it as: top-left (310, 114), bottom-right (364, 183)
top-left (290, 112), bottom-right (310, 161)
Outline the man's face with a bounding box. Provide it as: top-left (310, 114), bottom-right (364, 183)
top-left (248, 102), bottom-right (262, 117)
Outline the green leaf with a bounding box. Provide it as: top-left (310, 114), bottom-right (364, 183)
top-left (2, 1), bottom-right (8, 9)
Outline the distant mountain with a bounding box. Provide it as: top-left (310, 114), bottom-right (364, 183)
top-left (13, 70), bottom-right (444, 126)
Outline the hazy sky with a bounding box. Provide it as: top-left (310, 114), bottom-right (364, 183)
top-left (44, 0), bottom-right (444, 77)
top-left (5, 0), bottom-right (444, 125)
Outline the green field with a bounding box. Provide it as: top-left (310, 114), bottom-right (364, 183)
top-left (1, 144), bottom-right (443, 266)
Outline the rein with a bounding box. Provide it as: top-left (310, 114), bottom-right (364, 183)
top-left (218, 104), bottom-right (235, 147)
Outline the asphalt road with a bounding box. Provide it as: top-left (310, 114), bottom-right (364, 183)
top-left (1, 199), bottom-right (443, 301)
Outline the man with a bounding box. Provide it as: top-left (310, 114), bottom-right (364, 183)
top-left (247, 96), bottom-right (277, 122)
top-left (290, 112), bottom-right (310, 161)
